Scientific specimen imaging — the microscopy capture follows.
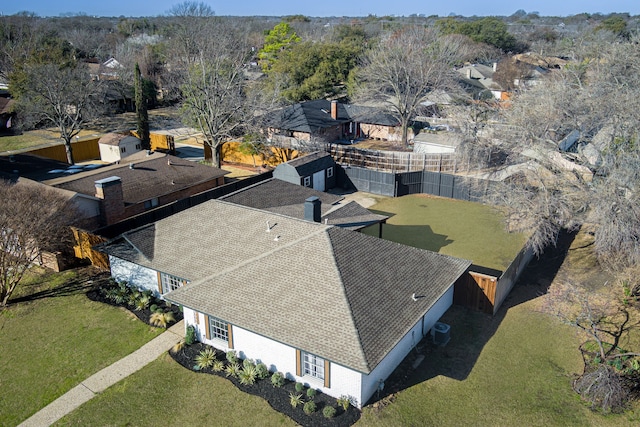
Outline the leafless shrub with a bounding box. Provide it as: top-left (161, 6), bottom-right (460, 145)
top-left (574, 364), bottom-right (628, 413)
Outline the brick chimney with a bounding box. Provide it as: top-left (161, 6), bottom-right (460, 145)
top-left (304, 196), bottom-right (321, 223)
top-left (95, 176), bottom-right (125, 225)
top-left (330, 100), bottom-right (338, 120)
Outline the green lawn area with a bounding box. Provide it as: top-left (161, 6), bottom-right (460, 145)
top-left (363, 194), bottom-right (527, 271)
top-left (55, 353), bottom-right (296, 427)
top-left (0, 267), bottom-right (163, 426)
top-left (0, 129), bottom-right (101, 152)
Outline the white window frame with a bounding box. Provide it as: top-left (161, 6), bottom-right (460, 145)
top-left (303, 176), bottom-right (311, 187)
top-left (160, 273), bottom-right (182, 294)
top-left (302, 351), bottom-right (324, 381)
top-left (120, 146), bottom-right (126, 153)
top-left (144, 197), bottom-right (159, 209)
top-left (135, 143), bottom-right (142, 150)
top-left (327, 167), bottom-right (334, 178)
top-left (208, 316), bottom-right (229, 343)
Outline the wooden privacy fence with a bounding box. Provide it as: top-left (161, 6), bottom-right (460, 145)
top-left (72, 227), bottom-right (109, 270)
top-left (327, 144), bottom-right (457, 173)
top-left (28, 137), bottom-right (101, 163)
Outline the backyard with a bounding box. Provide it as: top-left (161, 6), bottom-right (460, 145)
top-left (4, 196), bottom-right (640, 426)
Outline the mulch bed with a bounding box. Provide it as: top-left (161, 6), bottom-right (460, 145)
top-left (170, 342), bottom-right (361, 427)
top-left (86, 287), bottom-right (184, 326)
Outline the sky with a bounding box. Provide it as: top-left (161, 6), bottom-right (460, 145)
top-left (1, 0), bottom-right (639, 18)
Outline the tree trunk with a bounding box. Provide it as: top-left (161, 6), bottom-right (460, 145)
top-left (401, 118), bottom-right (410, 149)
top-left (212, 143), bottom-right (222, 168)
top-left (64, 139), bottom-right (75, 165)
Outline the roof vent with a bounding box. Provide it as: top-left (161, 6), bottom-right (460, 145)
top-left (273, 235), bottom-right (280, 241)
top-left (167, 159), bottom-right (172, 165)
top-left (129, 163), bottom-right (135, 169)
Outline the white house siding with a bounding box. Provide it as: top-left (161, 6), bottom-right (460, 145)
top-left (183, 310), bottom-right (366, 407)
top-left (99, 144), bottom-right (122, 163)
top-left (108, 255), bottom-right (161, 297)
top-left (360, 286), bottom-right (454, 406)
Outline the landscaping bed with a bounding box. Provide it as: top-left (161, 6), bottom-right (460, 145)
top-left (86, 280), bottom-right (183, 327)
top-left (170, 342), bottom-right (361, 427)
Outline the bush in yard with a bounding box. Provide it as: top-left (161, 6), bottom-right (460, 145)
top-left (150, 303), bottom-right (158, 313)
top-left (306, 388), bottom-right (316, 399)
top-left (242, 358), bottom-right (255, 370)
top-left (184, 325), bottom-right (196, 345)
top-left (295, 382), bottom-right (305, 393)
top-left (226, 350), bottom-right (238, 363)
top-left (239, 364), bottom-right (257, 385)
top-left (323, 405), bottom-right (336, 419)
top-left (225, 362), bottom-right (241, 378)
top-left (149, 310), bottom-right (175, 328)
top-left (271, 372), bottom-right (285, 388)
top-left (289, 393), bottom-right (303, 408)
top-left (337, 395), bottom-right (351, 411)
top-left (303, 400), bottom-right (316, 414)
top-left (194, 348), bottom-right (217, 370)
top-left (212, 359), bottom-right (224, 372)
top-left (255, 362), bottom-right (269, 380)
top-left (134, 295), bottom-right (151, 311)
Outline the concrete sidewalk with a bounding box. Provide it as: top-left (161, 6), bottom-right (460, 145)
top-left (19, 321), bottom-right (185, 427)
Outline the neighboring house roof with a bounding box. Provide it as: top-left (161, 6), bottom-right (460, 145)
top-left (457, 64), bottom-right (503, 92)
top-left (220, 178), bottom-right (387, 230)
top-left (45, 152), bottom-right (228, 205)
top-left (413, 132), bottom-right (461, 148)
top-left (265, 100), bottom-right (400, 133)
top-left (98, 133), bottom-right (140, 147)
top-left (343, 104), bottom-right (399, 127)
top-left (0, 153), bottom-right (71, 182)
top-left (0, 97), bottom-right (14, 115)
top-left (99, 200), bottom-right (471, 373)
top-left (282, 151), bottom-right (335, 177)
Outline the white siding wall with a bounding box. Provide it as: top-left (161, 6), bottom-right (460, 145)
top-left (361, 286), bottom-right (454, 406)
top-left (108, 255), bottom-right (160, 297)
top-left (182, 310), bottom-right (366, 406)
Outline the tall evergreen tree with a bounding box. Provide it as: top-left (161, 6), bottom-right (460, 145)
top-left (134, 62), bottom-right (150, 150)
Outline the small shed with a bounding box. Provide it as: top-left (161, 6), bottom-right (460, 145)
top-left (98, 133), bottom-right (143, 163)
top-left (273, 151), bottom-right (337, 191)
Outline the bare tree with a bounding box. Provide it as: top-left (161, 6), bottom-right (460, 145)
top-left (180, 46), bottom-right (248, 168)
top-left (355, 27), bottom-right (464, 147)
top-left (13, 63), bottom-right (104, 164)
top-left (0, 180), bottom-right (81, 308)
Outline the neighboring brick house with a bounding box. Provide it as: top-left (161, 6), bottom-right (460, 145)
top-left (97, 199), bottom-right (470, 408)
top-left (265, 100), bottom-right (401, 145)
top-left (44, 151), bottom-right (228, 227)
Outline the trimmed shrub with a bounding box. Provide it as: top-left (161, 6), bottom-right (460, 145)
top-left (242, 358), bottom-right (255, 370)
top-left (226, 350), bottom-right (238, 364)
top-left (295, 382), bottom-right (305, 393)
top-left (306, 388), bottom-right (316, 399)
top-left (184, 325), bottom-right (196, 345)
top-left (194, 348), bottom-right (217, 370)
top-left (323, 405), bottom-right (336, 419)
top-left (255, 362), bottom-right (269, 380)
top-left (289, 393), bottom-right (303, 408)
top-left (303, 400), bottom-right (316, 414)
top-left (271, 372), bottom-right (285, 388)
top-left (149, 304), bottom-right (158, 313)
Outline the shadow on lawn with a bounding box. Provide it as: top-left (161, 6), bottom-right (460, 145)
top-left (367, 228), bottom-right (578, 406)
top-left (9, 267), bottom-right (110, 304)
top-left (375, 222), bottom-right (454, 253)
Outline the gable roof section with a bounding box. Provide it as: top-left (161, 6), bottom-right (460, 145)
top-left (266, 100), bottom-right (350, 133)
top-left (46, 152), bottom-right (228, 205)
top-left (99, 200), bottom-right (470, 373)
top-left (98, 133), bottom-right (138, 147)
top-left (282, 151), bottom-right (335, 177)
top-left (221, 178), bottom-right (387, 229)
top-left (344, 104), bottom-right (399, 127)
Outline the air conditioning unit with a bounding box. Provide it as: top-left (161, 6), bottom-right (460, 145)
top-left (431, 322), bottom-right (451, 346)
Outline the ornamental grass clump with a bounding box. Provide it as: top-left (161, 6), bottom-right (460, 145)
top-left (194, 348), bottom-right (217, 370)
top-left (289, 393), bottom-right (303, 408)
top-left (225, 362), bottom-right (241, 378)
top-left (239, 364), bottom-right (257, 385)
top-left (149, 310), bottom-right (175, 328)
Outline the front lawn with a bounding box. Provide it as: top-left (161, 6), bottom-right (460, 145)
top-left (55, 353), bottom-right (296, 427)
top-left (363, 194), bottom-right (527, 271)
top-left (0, 267), bottom-right (162, 426)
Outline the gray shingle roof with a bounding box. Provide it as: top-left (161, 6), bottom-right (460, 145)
top-left (282, 151), bottom-right (336, 177)
top-left (47, 152), bottom-right (228, 205)
top-left (99, 200), bottom-right (470, 373)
